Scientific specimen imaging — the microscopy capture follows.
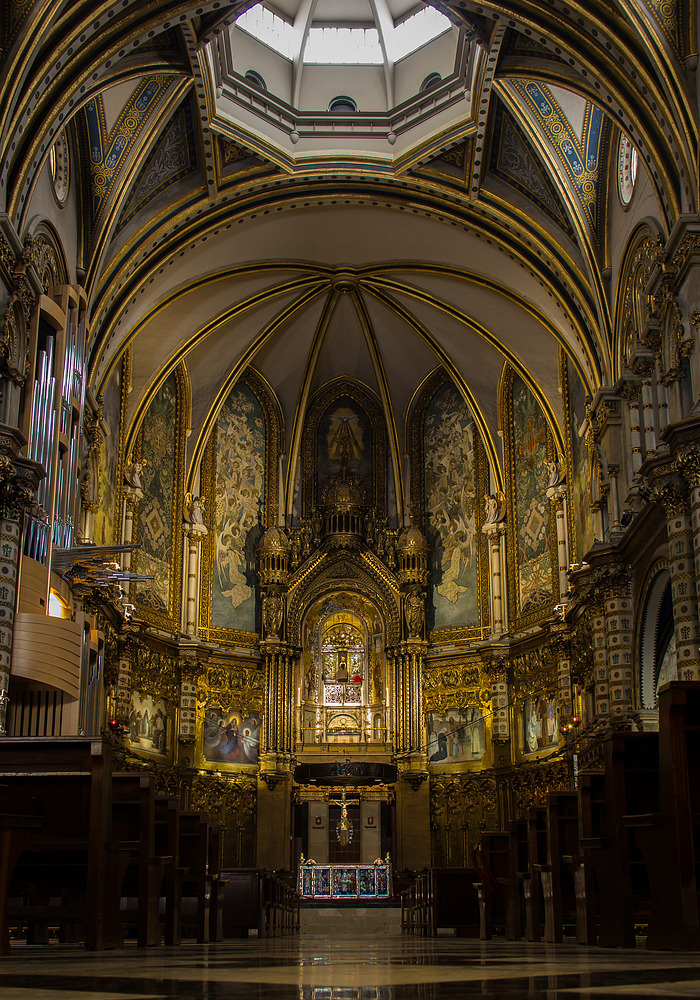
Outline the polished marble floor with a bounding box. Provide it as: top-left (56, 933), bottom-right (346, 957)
top-left (3, 933), bottom-right (700, 1000)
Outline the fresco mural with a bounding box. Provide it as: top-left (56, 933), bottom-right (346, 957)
top-left (211, 383), bottom-right (265, 633)
top-left (317, 397), bottom-right (372, 504)
top-left (523, 694), bottom-right (558, 753)
top-left (512, 375), bottom-right (553, 614)
top-left (128, 691), bottom-right (168, 756)
top-left (135, 371), bottom-right (177, 614)
top-left (566, 358), bottom-right (595, 562)
top-left (93, 362), bottom-right (121, 547)
top-left (427, 708), bottom-right (486, 764)
top-left (424, 383), bottom-right (480, 629)
top-left (202, 707), bottom-right (260, 765)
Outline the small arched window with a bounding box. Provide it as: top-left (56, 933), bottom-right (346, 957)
top-left (245, 69), bottom-right (267, 90)
top-left (420, 72), bottom-right (442, 92)
top-left (328, 96), bottom-right (358, 113)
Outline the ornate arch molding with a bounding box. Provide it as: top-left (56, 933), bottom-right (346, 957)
top-left (301, 377), bottom-right (387, 521)
top-left (615, 226), bottom-right (665, 375)
top-left (0, 227), bottom-right (64, 386)
top-left (638, 558), bottom-right (673, 710)
top-left (286, 550), bottom-right (401, 650)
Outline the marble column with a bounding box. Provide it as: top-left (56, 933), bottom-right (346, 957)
top-left (121, 487), bottom-right (141, 572)
top-left (591, 595), bottom-right (609, 717)
top-left (546, 484), bottom-right (570, 601)
top-left (652, 477), bottom-right (700, 680)
top-left (603, 568), bottom-right (634, 717)
top-left (483, 521), bottom-right (506, 634)
top-left (183, 520), bottom-right (207, 637)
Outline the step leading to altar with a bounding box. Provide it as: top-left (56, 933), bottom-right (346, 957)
top-left (300, 906), bottom-right (402, 936)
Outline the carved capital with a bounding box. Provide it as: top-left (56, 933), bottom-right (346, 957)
top-left (651, 478), bottom-right (690, 517)
top-left (675, 447), bottom-right (700, 489)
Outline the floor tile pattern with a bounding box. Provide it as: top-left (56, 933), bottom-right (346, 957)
top-left (2, 935), bottom-right (700, 999)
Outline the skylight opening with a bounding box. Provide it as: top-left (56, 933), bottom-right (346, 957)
top-left (389, 7), bottom-right (452, 61)
top-left (304, 27), bottom-right (383, 65)
top-left (236, 5), bottom-right (297, 60)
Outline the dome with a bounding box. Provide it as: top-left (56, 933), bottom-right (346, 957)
top-left (322, 472), bottom-right (366, 510)
top-left (258, 525), bottom-right (291, 554)
top-left (204, 1), bottom-right (475, 169)
top-left (397, 523), bottom-right (428, 555)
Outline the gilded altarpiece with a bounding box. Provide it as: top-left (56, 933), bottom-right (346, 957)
top-left (560, 350), bottom-right (595, 563)
top-left (199, 370), bottom-right (280, 645)
top-left (132, 365), bottom-right (187, 629)
top-left (502, 367), bottom-right (557, 626)
top-left (509, 644), bottom-right (560, 760)
top-left (125, 646), bottom-right (180, 764)
top-left (423, 657), bottom-right (491, 771)
top-left (410, 370), bottom-right (489, 643)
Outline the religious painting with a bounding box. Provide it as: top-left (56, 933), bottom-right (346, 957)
top-left (511, 374), bottom-right (554, 614)
top-left (427, 708), bottom-right (486, 764)
top-left (211, 382), bottom-right (265, 633)
top-left (135, 371), bottom-right (178, 615)
top-left (127, 691), bottom-right (168, 756)
top-left (565, 356), bottom-right (595, 562)
top-left (93, 361), bottom-right (122, 547)
top-left (317, 397), bottom-right (372, 505)
top-left (424, 383), bottom-right (480, 629)
top-left (202, 706), bottom-right (260, 765)
top-left (523, 695), bottom-right (558, 753)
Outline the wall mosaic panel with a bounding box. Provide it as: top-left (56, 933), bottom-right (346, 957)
top-left (561, 352), bottom-right (595, 562)
top-left (317, 397), bottom-right (373, 504)
top-left (422, 380), bottom-right (482, 631)
top-left (93, 360), bottom-right (123, 547)
top-left (134, 369), bottom-right (184, 623)
top-left (200, 370), bottom-right (280, 646)
top-left (210, 382), bottom-right (265, 633)
top-left (505, 369), bottom-right (555, 621)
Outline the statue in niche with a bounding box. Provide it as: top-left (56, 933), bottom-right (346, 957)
top-left (263, 590), bottom-right (284, 637)
top-left (547, 458), bottom-right (566, 488)
top-left (405, 589), bottom-right (424, 638)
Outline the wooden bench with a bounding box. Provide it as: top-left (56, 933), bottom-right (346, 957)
top-left (0, 738), bottom-right (117, 952)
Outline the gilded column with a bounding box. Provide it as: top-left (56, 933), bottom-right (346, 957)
top-left (652, 476), bottom-right (700, 680)
top-left (483, 516), bottom-right (506, 634)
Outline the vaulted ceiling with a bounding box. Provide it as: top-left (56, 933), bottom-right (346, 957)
top-left (1, 1), bottom-right (696, 502)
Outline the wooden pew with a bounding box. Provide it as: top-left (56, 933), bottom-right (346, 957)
top-left (430, 868), bottom-right (480, 937)
top-left (0, 737), bottom-right (116, 952)
top-left (505, 818), bottom-right (527, 941)
top-left (155, 796), bottom-right (183, 946)
top-left (473, 832), bottom-right (508, 939)
top-left (520, 806), bottom-right (546, 942)
top-left (179, 811), bottom-right (213, 942)
top-left (580, 731), bottom-right (659, 948)
top-left (540, 791), bottom-right (580, 943)
top-left (627, 682), bottom-right (700, 950)
top-left (110, 773), bottom-right (174, 947)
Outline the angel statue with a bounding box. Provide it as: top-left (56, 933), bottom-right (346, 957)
top-left (185, 493), bottom-right (206, 526)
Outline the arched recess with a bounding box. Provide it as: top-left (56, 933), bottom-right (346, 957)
top-left (408, 366), bottom-right (490, 641)
top-left (286, 548), bottom-right (402, 650)
top-left (299, 377), bottom-right (388, 524)
top-left (639, 564), bottom-right (675, 710)
top-left (198, 368), bottom-right (282, 646)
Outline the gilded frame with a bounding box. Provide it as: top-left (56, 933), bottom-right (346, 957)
top-left (194, 658), bottom-right (264, 773)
